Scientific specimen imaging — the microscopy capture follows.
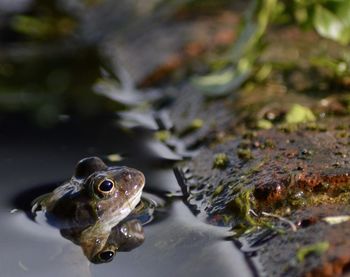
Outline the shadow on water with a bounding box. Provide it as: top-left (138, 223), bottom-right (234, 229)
top-left (0, 116), bottom-right (255, 277)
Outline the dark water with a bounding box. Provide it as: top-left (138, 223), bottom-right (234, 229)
top-left (0, 116), bottom-right (252, 277)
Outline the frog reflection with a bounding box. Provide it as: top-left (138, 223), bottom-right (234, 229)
top-left (61, 218), bottom-right (145, 263)
top-left (32, 157), bottom-right (146, 263)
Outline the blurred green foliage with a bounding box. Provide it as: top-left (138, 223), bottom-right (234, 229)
top-left (2, 0), bottom-right (350, 125)
top-left (194, 0), bottom-right (350, 97)
top-left (294, 0), bottom-right (350, 45)
top-left (11, 15), bottom-right (76, 40)
top-left (285, 104), bottom-right (316, 124)
top-left (193, 0), bottom-right (279, 97)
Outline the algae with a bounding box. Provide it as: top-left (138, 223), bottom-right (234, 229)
top-left (229, 190), bottom-right (256, 227)
top-left (305, 122), bottom-right (327, 132)
top-left (237, 148), bottom-right (253, 160)
top-left (213, 153), bottom-right (229, 169)
top-left (296, 241), bottom-right (329, 263)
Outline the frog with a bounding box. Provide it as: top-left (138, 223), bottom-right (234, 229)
top-left (32, 156), bottom-right (145, 263)
top-left (60, 218), bottom-right (145, 263)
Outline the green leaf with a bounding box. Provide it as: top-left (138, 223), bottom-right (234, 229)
top-left (313, 4), bottom-right (350, 45)
top-left (192, 0), bottom-right (278, 97)
top-left (257, 119), bottom-right (273, 129)
top-left (285, 104), bottom-right (316, 124)
top-left (193, 70), bottom-right (236, 87)
top-left (333, 0), bottom-right (350, 27)
top-left (192, 68), bottom-right (251, 98)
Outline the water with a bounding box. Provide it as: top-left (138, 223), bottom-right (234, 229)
top-left (0, 116), bottom-right (253, 277)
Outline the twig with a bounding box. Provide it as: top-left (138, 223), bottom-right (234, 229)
top-left (262, 211), bottom-right (297, 232)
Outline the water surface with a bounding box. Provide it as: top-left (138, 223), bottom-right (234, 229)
top-left (0, 116), bottom-right (252, 277)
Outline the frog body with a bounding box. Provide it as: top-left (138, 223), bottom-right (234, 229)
top-left (32, 157), bottom-right (145, 263)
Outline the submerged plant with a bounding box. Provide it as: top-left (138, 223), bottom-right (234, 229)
top-left (296, 241), bottom-right (329, 263)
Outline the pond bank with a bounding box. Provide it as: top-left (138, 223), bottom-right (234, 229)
top-left (159, 26), bottom-right (350, 277)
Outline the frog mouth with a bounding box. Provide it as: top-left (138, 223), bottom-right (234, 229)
top-left (98, 184), bottom-right (144, 230)
top-left (127, 188), bottom-right (143, 210)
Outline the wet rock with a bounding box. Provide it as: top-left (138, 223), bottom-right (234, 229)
top-left (176, 117), bottom-right (350, 276)
top-left (179, 119), bottom-right (350, 215)
top-left (258, 206), bottom-right (350, 277)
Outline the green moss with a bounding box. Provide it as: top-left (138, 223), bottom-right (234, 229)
top-left (285, 104), bottom-right (316, 124)
top-left (296, 241), bottom-right (329, 263)
top-left (336, 130), bottom-right (348, 138)
top-left (261, 221), bottom-right (286, 235)
top-left (237, 148), bottom-right (253, 160)
top-left (256, 139), bottom-right (276, 149)
top-left (257, 119), bottom-right (273, 129)
top-left (308, 191), bottom-right (350, 206)
top-left (305, 122), bottom-right (327, 132)
top-left (213, 153), bottom-right (229, 169)
top-left (229, 190), bottom-right (256, 226)
top-left (242, 131), bottom-right (258, 139)
top-left (286, 190), bottom-right (306, 208)
top-left (277, 123), bottom-right (299, 133)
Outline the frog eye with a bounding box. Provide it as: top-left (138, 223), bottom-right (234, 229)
top-left (93, 179), bottom-right (116, 199)
top-left (98, 250), bottom-right (115, 263)
top-left (95, 250), bottom-right (115, 263)
top-left (99, 180), bottom-right (114, 192)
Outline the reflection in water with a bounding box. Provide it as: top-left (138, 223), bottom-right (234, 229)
top-left (61, 218), bottom-right (145, 264)
top-left (32, 194), bottom-right (158, 264)
top-left (31, 156), bottom-right (153, 263)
